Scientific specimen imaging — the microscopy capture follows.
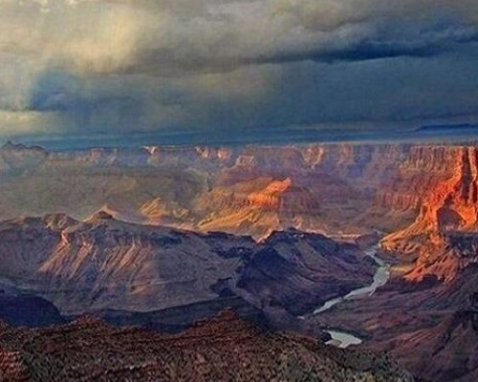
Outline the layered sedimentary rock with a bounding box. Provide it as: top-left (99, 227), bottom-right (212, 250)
top-left (5, 141), bottom-right (478, 381)
top-left (3, 140), bottom-right (469, 238)
top-left (372, 308), bottom-right (478, 382)
top-left (376, 145), bottom-right (460, 210)
top-left (382, 146), bottom-right (478, 281)
top-left (0, 141), bottom-right (439, 238)
top-left (311, 262), bottom-right (478, 381)
top-left (0, 213), bottom-right (374, 318)
top-left (233, 229), bottom-right (375, 316)
top-left (0, 213), bottom-right (253, 314)
top-left (3, 141), bottom-right (478, 381)
top-left (0, 310), bottom-right (412, 382)
top-left (356, 289), bottom-right (478, 382)
top-left (384, 147), bottom-right (478, 238)
top-left (196, 177), bottom-right (325, 239)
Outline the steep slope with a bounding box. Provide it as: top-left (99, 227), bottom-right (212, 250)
top-left (309, 265), bottom-right (478, 381)
top-left (368, 293), bottom-right (478, 382)
top-left (383, 147), bottom-right (478, 241)
top-left (196, 177), bottom-right (325, 239)
top-left (0, 141), bottom-right (427, 237)
top-left (0, 310), bottom-right (413, 382)
top-left (376, 145), bottom-right (461, 213)
top-left (382, 147), bottom-right (478, 281)
top-left (0, 214), bottom-right (375, 318)
top-left (398, 233), bottom-right (478, 282)
top-left (139, 197), bottom-right (190, 226)
top-left (307, 146), bottom-right (478, 381)
top-left (234, 229), bottom-right (375, 316)
top-left (0, 213), bottom-right (255, 314)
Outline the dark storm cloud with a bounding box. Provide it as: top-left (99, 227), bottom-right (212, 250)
top-left (253, 26), bottom-right (478, 65)
top-left (0, 0), bottom-right (477, 137)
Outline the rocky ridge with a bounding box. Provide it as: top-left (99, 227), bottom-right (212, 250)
top-left (0, 141), bottom-right (460, 238)
top-left (0, 310), bottom-right (413, 382)
top-left (0, 213), bottom-right (374, 319)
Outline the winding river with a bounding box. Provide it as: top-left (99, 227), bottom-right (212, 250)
top-left (315, 246), bottom-right (391, 348)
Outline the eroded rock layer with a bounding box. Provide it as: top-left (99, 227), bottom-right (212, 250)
top-left (0, 213), bottom-right (374, 318)
top-left (0, 141), bottom-right (465, 238)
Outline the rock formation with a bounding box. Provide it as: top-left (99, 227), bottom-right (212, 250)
top-left (0, 141), bottom-right (438, 238)
top-left (0, 310), bottom-right (412, 382)
top-left (383, 147), bottom-right (478, 281)
top-left (3, 141), bottom-right (478, 381)
top-left (0, 213), bottom-right (374, 319)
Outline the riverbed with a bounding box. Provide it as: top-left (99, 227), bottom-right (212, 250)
top-left (326, 330), bottom-right (363, 348)
top-left (314, 246), bottom-right (391, 348)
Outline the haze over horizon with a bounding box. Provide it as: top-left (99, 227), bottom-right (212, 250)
top-left (4, 123), bottom-right (478, 150)
top-left (0, 0), bottom-right (477, 144)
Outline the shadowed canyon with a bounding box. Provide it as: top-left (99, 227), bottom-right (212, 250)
top-left (1, 142), bottom-right (478, 381)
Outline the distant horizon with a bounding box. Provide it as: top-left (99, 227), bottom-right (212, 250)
top-left (3, 122), bottom-right (478, 151)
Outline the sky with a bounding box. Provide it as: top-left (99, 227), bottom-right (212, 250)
top-left (0, 0), bottom-right (478, 142)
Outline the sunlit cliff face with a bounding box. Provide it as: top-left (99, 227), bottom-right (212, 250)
top-left (4, 140), bottom-right (478, 286)
top-left (0, 140), bottom-right (477, 239)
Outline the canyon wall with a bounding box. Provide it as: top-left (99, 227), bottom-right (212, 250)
top-left (2, 141), bottom-right (478, 278)
top-left (0, 213), bottom-right (374, 316)
top-left (382, 146), bottom-right (478, 281)
top-left (0, 141), bottom-right (459, 239)
top-left (2, 141), bottom-right (478, 381)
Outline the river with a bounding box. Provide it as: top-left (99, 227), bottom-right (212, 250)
top-left (314, 246), bottom-right (391, 348)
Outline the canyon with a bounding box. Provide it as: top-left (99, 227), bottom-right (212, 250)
top-left (1, 141), bottom-right (478, 381)
top-left (0, 142), bottom-right (420, 238)
top-left (0, 141), bottom-right (469, 240)
top-left (0, 212), bottom-right (374, 330)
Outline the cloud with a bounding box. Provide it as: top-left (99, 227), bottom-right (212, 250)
top-left (1, 0), bottom-right (478, 76)
top-left (0, 110), bottom-right (63, 136)
top-left (0, 0), bottom-right (477, 137)
top-left (271, 0), bottom-right (478, 31)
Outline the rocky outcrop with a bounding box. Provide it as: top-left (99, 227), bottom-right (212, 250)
top-left (376, 146), bottom-right (458, 212)
top-left (307, 146), bottom-right (478, 380)
top-left (310, 261), bottom-right (478, 381)
top-left (139, 197), bottom-right (190, 225)
top-left (384, 147), bottom-right (478, 240)
top-left (0, 213), bottom-right (254, 314)
top-left (393, 233), bottom-right (478, 282)
top-left (196, 177), bottom-right (324, 239)
top-left (4, 141), bottom-right (475, 239)
top-left (0, 310), bottom-right (412, 382)
top-left (367, 292), bottom-right (478, 382)
top-left (234, 229), bottom-right (375, 316)
top-left (0, 141), bottom-right (440, 237)
top-left (0, 214), bottom-right (375, 319)
top-left (382, 147), bottom-right (478, 281)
